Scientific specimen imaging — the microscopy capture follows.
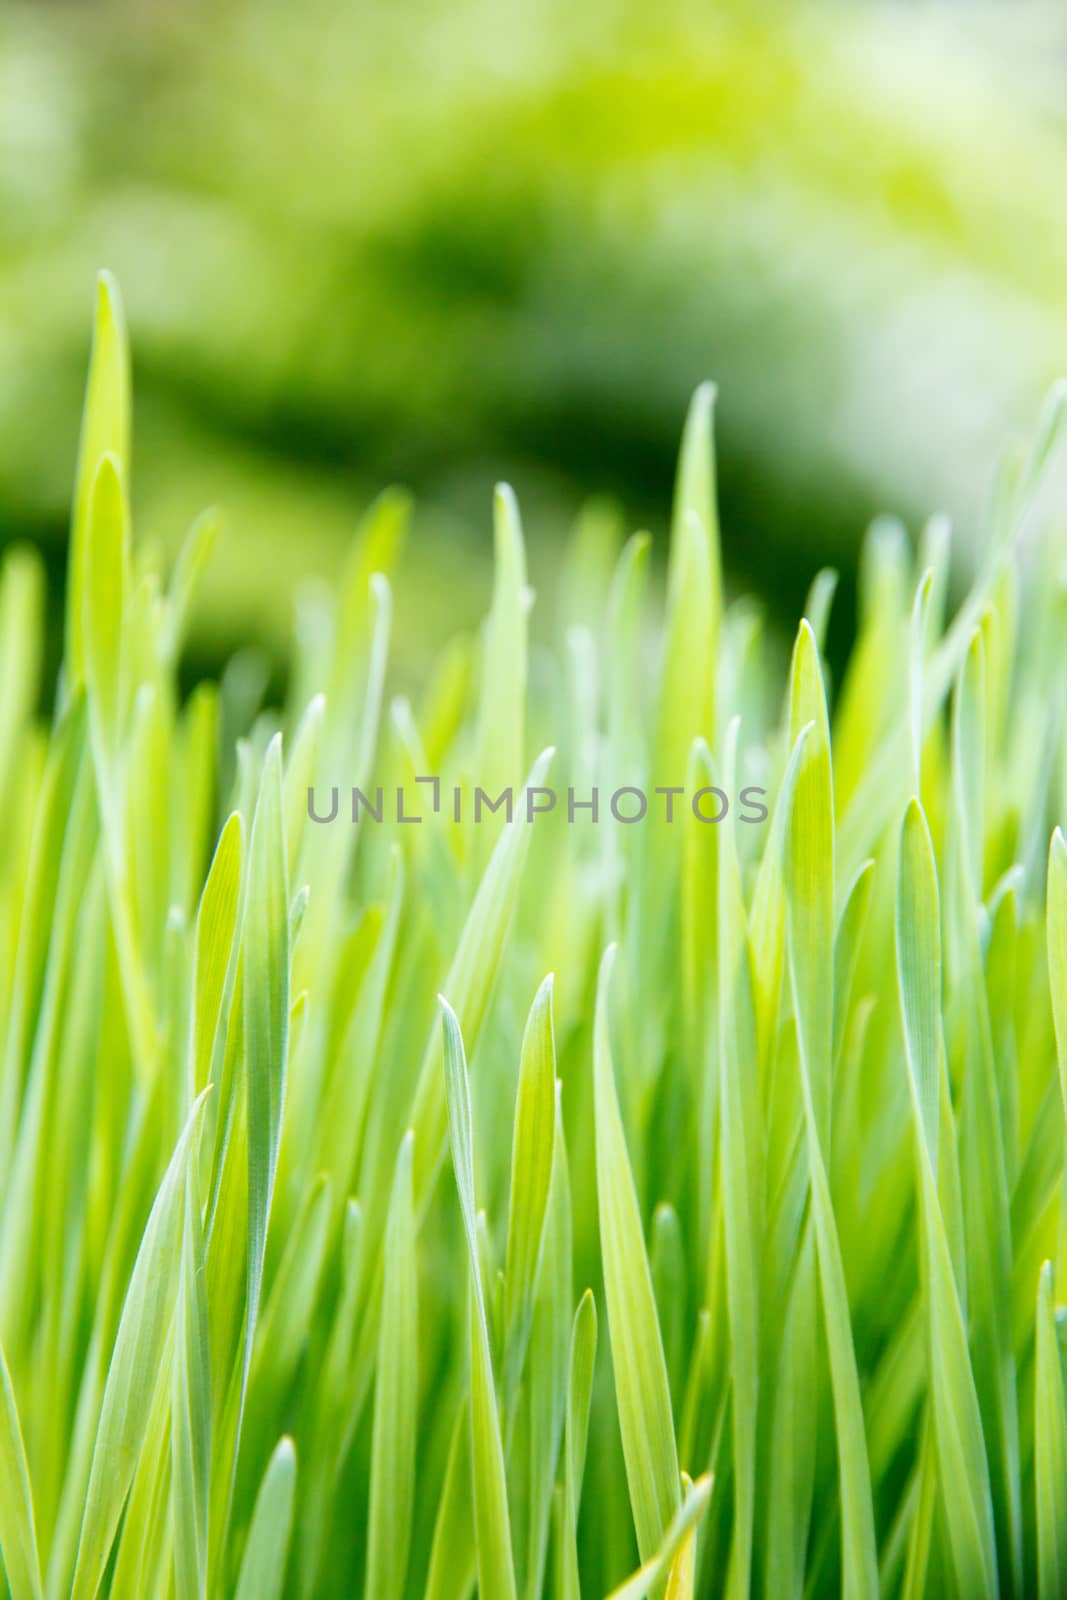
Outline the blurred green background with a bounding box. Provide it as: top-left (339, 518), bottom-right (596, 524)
top-left (2, 0), bottom-right (1066, 691)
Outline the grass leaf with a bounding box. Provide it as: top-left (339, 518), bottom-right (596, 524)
top-left (593, 944), bottom-right (681, 1568)
top-left (366, 1131), bottom-right (418, 1600)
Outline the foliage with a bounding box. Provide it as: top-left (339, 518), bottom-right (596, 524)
top-left (0, 281), bottom-right (1066, 1598)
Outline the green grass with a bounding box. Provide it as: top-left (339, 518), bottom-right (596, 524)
top-left (0, 275), bottom-right (1065, 1598)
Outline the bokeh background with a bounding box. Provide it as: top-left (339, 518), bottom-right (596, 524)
top-left (2, 0), bottom-right (1067, 693)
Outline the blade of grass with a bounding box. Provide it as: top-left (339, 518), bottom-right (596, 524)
top-left (70, 1089), bottom-right (211, 1600)
top-left (593, 944), bottom-right (681, 1570)
top-left (366, 1131), bottom-right (418, 1600)
top-left (0, 1344), bottom-right (42, 1600)
top-left (233, 1438), bottom-right (296, 1600)
top-left (441, 999), bottom-right (518, 1600)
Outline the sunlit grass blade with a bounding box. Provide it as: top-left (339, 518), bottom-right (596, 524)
top-left (423, 1396), bottom-right (474, 1600)
top-left (172, 1161), bottom-right (211, 1600)
top-left (896, 798), bottom-right (998, 1598)
top-left (1046, 828), bottom-right (1067, 1125)
top-left (189, 812), bottom-right (242, 1103)
top-left (556, 1289), bottom-right (597, 1600)
top-left (70, 1090), bottom-right (210, 1600)
top-left (605, 1473), bottom-right (713, 1600)
top-left (67, 272), bottom-right (130, 689)
top-left (503, 975), bottom-right (557, 1402)
top-left (716, 717), bottom-right (762, 1600)
top-left (1035, 1260), bottom-right (1067, 1600)
top-left (786, 627), bottom-right (878, 1600)
top-left (474, 483), bottom-right (528, 804)
top-left (233, 1437), bottom-right (295, 1600)
top-left (593, 944), bottom-right (681, 1569)
top-left (410, 745), bottom-right (554, 1212)
top-left (765, 1221), bottom-right (816, 1600)
top-left (366, 1131), bottom-right (418, 1600)
top-left (441, 999), bottom-right (518, 1600)
top-left (243, 734), bottom-right (289, 1378)
top-left (0, 1344), bottom-right (42, 1600)
top-left (951, 632), bottom-right (1021, 1591)
top-left (669, 381), bottom-right (721, 651)
top-left (786, 620), bottom-right (834, 1150)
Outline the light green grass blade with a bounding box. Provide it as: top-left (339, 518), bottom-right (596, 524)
top-left (669, 381), bottom-right (721, 648)
top-left (750, 723), bottom-right (810, 1066)
top-left (233, 1437), bottom-right (295, 1600)
top-left (606, 531), bottom-right (651, 769)
top-left (593, 944), bottom-right (681, 1568)
top-left (70, 1090), bottom-right (210, 1600)
top-left (0, 546), bottom-right (43, 804)
top-left (897, 800), bottom-right (942, 1169)
top-left (423, 1396), bottom-right (474, 1600)
top-left (1035, 1260), bottom-right (1067, 1600)
top-left (243, 734), bottom-right (289, 1376)
top-left (896, 799), bottom-right (998, 1599)
top-left (82, 453), bottom-right (129, 780)
top-left (189, 812), bottom-right (242, 1102)
top-left (521, 1087), bottom-right (572, 1600)
top-left (801, 1140), bottom-right (880, 1600)
top-left (558, 1289), bottom-right (597, 1600)
top-left (803, 568), bottom-right (839, 654)
top-left (786, 620), bottom-right (834, 1151)
top-left (786, 627), bottom-right (878, 1599)
top-left (909, 570), bottom-right (935, 791)
top-left (650, 1205), bottom-right (684, 1406)
top-left (605, 1474), bottom-right (713, 1600)
top-left (474, 483), bottom-right (528, 803)
top-left (952, 632), bottom-right (1021, 1591)
top-left (832, 858), bottom-right (874, 1069)
top-left (1047, 828), bottom-right (1067, 1125)
top-left (441, 999), bottom-right (518, 1600)
top-left (716, 717), bottom-right (762, 1600)
top-left (410, 746), bottom-right (554, 1211)
top-left (295, 1200), bottom-right (365, 1598)
top-left (67, 272), bottom-right (130, 688)
top-left (765, 1222), bottom-right (816, 1600)
top-left (0, 1345), bottom-right (42, 1600)
top-left (656, 511), bottom-right (714, 791)
top-left (281, 693), bottom-right (324, 885)
top-left (246, 1173), bottom-right (333, 1455)
top-left (161, 508), bottom-right (219, 667)
top-left (366, 1131), bottom-right (418, 1600)
top-left (503, 975), bottom-right (557, 1402)
top-left (172, 1172), bottom-right (211, 1600)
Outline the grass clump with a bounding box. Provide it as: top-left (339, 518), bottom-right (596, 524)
top-left (0, 275), bottom-right (1065, 1599)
